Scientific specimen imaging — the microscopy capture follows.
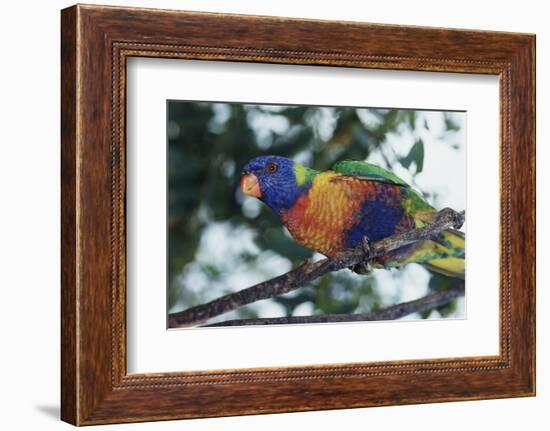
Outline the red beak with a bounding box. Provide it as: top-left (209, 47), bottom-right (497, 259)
top-left (240, 173), bottom-right (262, 198)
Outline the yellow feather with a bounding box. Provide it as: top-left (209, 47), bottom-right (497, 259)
top-left (424, 258), bottom-right (465, 280)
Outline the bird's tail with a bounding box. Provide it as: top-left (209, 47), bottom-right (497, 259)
top-left (422, 229), bottom-right (465, 279)
top-left (366, 228), bottom-right (465, 278)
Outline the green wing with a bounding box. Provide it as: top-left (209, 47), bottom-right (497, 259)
top-left (331, 160), bottom-right (435, 217)
top-left (331, 160), bottom-right (409, 187)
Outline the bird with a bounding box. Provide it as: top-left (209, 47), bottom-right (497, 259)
top-left (240, 155), bottom-right (464, 279)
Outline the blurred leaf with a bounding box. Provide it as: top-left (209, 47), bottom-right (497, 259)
top-left (407, 111), bottom-right (416, 129)
top-left (444, 114), bottom-right (460, 131)
top-left (420, 310), bottom-right (431, 319)
top-left (399, 139), bottom-right (424, 174)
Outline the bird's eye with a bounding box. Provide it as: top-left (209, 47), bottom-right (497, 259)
top-left (266, 162), bottom-right (278, 173)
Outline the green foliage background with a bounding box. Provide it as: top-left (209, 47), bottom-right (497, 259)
top-left (167, 101), bottom-right (465, 325)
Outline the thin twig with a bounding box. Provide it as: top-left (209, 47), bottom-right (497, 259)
top-left (168, 208), bottom-right (464, 328)
top-left (203, 283), bottom-right (464, 327)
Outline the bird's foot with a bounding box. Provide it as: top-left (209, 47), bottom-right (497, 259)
top-left (349, 236), bottom-right (373, 274)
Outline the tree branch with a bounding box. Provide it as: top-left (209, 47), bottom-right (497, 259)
top-left (168, 208), bottom-right (464, 328)
top-left (203, 283), bottom-right (464, 327)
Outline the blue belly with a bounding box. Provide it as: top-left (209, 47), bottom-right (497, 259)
top-left (344, 197), bottom-right (408, 248)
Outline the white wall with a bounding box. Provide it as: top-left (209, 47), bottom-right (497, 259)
top-left (0, 0), bottom-right (546, 429)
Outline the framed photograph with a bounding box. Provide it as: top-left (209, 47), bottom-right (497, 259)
top-left (61, 4), bottom-right (535, 425)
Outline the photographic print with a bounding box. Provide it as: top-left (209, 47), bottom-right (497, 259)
top-left (166, 101), bottom-right (466, 328)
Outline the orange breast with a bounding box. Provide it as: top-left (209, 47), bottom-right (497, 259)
top-left (280, 172), bottom-right (375, 256)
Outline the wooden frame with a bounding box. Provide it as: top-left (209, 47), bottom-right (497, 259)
top-left (61, 4), bottom-right (535, 425)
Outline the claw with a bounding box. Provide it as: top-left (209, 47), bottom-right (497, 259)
top-left (350, 262), bottom-right (372, 275)
top-left (362, 236), bottom-right (372, 259)
top-left (349, 236), bottom-right (373, 274)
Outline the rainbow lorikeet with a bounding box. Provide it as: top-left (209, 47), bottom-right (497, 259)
top-left (240, 156), bottom-right (464, 279)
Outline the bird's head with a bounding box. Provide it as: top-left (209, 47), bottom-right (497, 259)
top-left (240, 155), bottom-right (317, 215)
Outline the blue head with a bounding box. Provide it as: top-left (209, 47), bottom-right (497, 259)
top-left (240, 155), bottom-right (316, 216)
